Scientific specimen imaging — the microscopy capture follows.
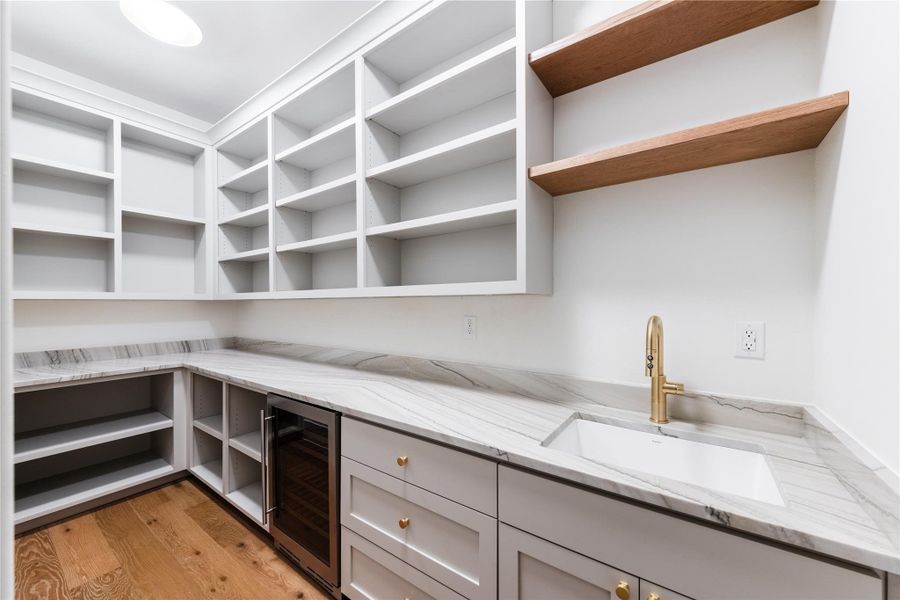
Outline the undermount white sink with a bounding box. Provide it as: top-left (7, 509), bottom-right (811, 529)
top-left (545, 418), bottom-right (785, 506)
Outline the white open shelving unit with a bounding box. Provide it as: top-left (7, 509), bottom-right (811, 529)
top-left (12, 1), bottom-right (551, 300)
top-left (213, 0), bottom-right (553, 298)
top-left (13, 373), bottom-right (185, 527)
top-left (189, 374), bottom-right (266, 526)
top-left (10, 87), bottom-right (213, 300)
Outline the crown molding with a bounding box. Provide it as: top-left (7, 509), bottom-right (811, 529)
top-left (11, 53), bottom-right (212, 143)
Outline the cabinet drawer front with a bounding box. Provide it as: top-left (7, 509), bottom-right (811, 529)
top-left (341, 457), bottom-right (497, 600)
top-left (500, 523), bottom-right (639, 600)
top-left (499, 466), bottom-right (882, 600)
top-left (341, 527), bottom-right (466, 600)
top-left (342, 417), bottom-right (497, 515)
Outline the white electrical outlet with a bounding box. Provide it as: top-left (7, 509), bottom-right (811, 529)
top-left (463, 315), bottom-right (477, 340)
top-left (735, 321), bottom-right (765, 359)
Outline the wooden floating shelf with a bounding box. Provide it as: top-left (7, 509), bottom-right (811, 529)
top-left (529, 92), bottom-right (849, 196)
top-left (530, 0), bottom-right (819, 97)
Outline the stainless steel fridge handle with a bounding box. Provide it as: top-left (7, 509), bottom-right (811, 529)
top-left (261, 411), bottom-right (276, 524)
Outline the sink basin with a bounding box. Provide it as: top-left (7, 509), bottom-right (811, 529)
top-left (545, 418), bottom-right (785, 506)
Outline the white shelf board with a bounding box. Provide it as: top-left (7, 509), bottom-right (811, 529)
top-left (368, 38), bottom-right (516, 135)
top-left (276, 174), bottom-right (356, 212)
top-left (367, 119), bottom-right (516, 188)
top-left (191, 459), bottom-right (223, 492)
top-left (12, 153), bottom-right (114, 185)
top-left (229, 432), bottom-right (262, 462)
top-left (13, 223), bottom-right (115, 241)
top-left (122, 206), bottom-right (206, 226)
top-left (219, 204), bottom-right (269, 227)
top-left (276, 231), bottom-right (357, 254)
top-left (15, 452), bottom-right (174, 524)
top-left (276, 118), bottom-right (355, 171)
top-left (15, 410), bottom-right (174, 464)
top-left (367, 200), bottom-right (517, 240)
top-left (218, 160), bottom-right (267, 194)
top-left (270, 279), bottom-right (522, 299)
top-left (218, 247), bottom-right (270, 263)
top-left (193, 414), bottom-right (223, 439)
top-left (227, 483), bottom-right (263, 523)
top-left (13, 291), bottom-right (117, 300)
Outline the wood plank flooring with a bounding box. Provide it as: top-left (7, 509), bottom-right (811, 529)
top-left (15, 478), bottom-right (330, 600)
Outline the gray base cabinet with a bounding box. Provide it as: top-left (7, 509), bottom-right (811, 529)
top-left (498, 466), bottom-right (883, 600)
top-left (499, 523), bottom-right (641, 600)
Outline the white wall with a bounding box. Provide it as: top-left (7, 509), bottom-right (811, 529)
top-left (812, 1), bottom-right (899, 473)
top-left (235, 3), bottom-right (828, 404)
top-left (13, 301), bottom-right (237, 352)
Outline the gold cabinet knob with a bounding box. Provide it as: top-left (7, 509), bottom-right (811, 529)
top-left (615, 581), bottom-right (630, 600)
top-left (647, 594), bottom-right (661, 600)
top-left (396, 455), bottom-right (409, 466)
top-left (399, 517), bottom-right (410, 529)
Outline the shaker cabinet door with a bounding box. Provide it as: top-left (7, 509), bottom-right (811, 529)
top-left (640, 580), bottom-right (693, 600)
top-left (499, 523), bottom-right (639, 600)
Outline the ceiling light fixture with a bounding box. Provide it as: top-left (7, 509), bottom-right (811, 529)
top-left (120, 0), bottom-right (202, 47)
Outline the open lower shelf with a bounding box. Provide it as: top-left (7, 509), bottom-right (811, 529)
top-left (530, 0), bottom-right (820, 97)
top-left (13, 223), bottom-right (114, 241)
top-left (191, 460), bottom-right (223, 492)
top-left (193, 414), bottom-right (224, 439)
top-left (367, 38), bottom-right (516, 135)
top-left (12, 153), bottom-right (115, 184)
top-left (530, 92), bottom-right (849, 196)
top-left (15, 410), bottom-right (173, 464)
top-left (121, 206), bottom-right (205, 226)
top-left (229, 432), bottom-right (262, 462)
top-left (277, 231), bottom-right (356, 254)
top-left (219, 204), bottom-right (269, 227)
top-left (368, 200), bottom-right (517, 240)
top-left (276, 174), bottom-right (356, 212)
top-left (218, 247), bottom-right (270, 263)
top-left (219, 160), bottom-right (268, 194)
top-left (276, 118), bottom-right (355, 171)
top-left (15, 452), bottom-right (174, 524)
top-left (227, 483), bottom-right (263, 522)
top-left (367, 120), bottom-right (516, 188)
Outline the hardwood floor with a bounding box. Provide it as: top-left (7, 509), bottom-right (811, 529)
top-left (15, 478), bottom-right (331, 600)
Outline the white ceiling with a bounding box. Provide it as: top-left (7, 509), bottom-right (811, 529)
top-left (11, 0), bottom-right (376, 124)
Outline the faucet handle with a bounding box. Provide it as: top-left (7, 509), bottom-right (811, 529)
top-left (662, 380), bottom-right (684, 395)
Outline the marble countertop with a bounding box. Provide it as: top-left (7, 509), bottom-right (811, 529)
top-left (14, 346), bottom-right (900, 574)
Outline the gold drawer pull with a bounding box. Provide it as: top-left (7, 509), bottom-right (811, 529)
top-left (615, 581), bottom-right (630, 600)
top-left (397, 455), bottom-right (409, 466)
top-left (399, 517), bottom-right (410, 529)
top-left (646, 595), bottom-right (660, 600)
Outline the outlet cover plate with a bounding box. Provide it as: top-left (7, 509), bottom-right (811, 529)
top-left (463, 315), bottom-right (477, 340)
top-left (735, 321), bottom-right (765, 359)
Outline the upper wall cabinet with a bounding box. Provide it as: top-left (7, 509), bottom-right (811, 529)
top-left (11, 88), bottom-right (212, 300)
top-left (214, 0), bottom-right (554, 299)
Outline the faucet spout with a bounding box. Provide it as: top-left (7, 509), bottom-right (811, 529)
top-left (645, 315), bottom-right (684, 424)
